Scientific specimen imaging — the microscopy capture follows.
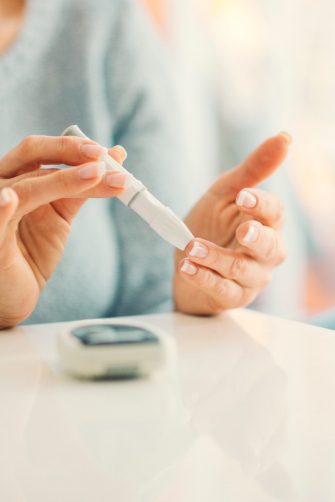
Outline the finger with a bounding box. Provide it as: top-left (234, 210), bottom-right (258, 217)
top-left (0, 188), bottom-right (18, 246)
top-left (5, 168), bottom-right (54, 187)
top-left (211, 132), bottom-right (291, 198)
top-left (236, 220), bottom-right (286, 265)
top-left (6, 144), bottom-right (128, 188)
top-left (235, 188), bottom-right (285, 229)
top-left (64, 170), bottom-right (129, 200)
top-left (50, 198), bottom-right (87, 223)
top-left (178, 259), bottom-right (247, 312)
top-left (67, 144), bottom-right (127, 200)
top-left (6, 163), bottom-right (129, 202)
top-left (50, 170), bottom-right (129, 222)
top-left (68, 145), bottom-right (128, 199)
top-left (108, 145), bottom-right (127, 164)
top-left (184, 239), bottom-right (272, 288)
top-left (12, 161), bottom-right (125, 216)
top-left (0, 135), bottom-right (106, 178)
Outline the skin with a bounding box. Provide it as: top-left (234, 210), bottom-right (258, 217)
top-left (0, 0), bottom-right (25, 54)
top-left (174, 133), bottom-right (290, 315)
top-left (0, 136), bottom-right (129, 328)
top-left (0, 0), bottom-right (24, 14)
top-left (0, 0), bottom-right (289, 326)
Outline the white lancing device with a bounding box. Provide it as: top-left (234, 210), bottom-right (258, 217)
top-left (62, 125), bottom-right (194, 250)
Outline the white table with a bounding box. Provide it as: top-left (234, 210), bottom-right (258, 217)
top-left (1, 309), bottom-right (335, 502)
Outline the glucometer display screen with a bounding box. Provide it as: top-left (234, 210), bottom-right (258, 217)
top-left (71, 324), bottom-right (159, 346)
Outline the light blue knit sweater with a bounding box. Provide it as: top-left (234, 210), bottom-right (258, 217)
top-left (0, 0), bottom-right (190, 323)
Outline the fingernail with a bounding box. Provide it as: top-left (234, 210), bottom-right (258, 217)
top-left (236, 190), bottom-right (257, 209)
top-left (181, 259), bottom-right (198, 276)
top-left (79, 161), bottom-right (106, 180)
top-left (81, 143), bottom-right (105, 160)
top-left (243, 225), bottom-right (259, 244)
top-left (279, 131), bottom-right (292, 144)
top-left (105, 172), bottom-right (128, 188)
top-left (0, 187), bottom-right (12, 207)
top-left (189, 241), bottom-right (208, 258)
top-left (114, 145), bottom-right (128, 160)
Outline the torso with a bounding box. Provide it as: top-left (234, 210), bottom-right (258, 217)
top-left (0, 0), bottom-right (121, 323)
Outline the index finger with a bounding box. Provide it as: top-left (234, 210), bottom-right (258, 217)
top-left (211, 132), bottom-right (291, 198)
top-left (235, 188), bottom-right (285, 229)
top-left (6, 145), bottom-right (128, 189)
top-left (0, 135), bottom-right (105, 178)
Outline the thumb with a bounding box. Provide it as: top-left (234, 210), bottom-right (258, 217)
top-left (50, 145), bottom-right (128, 222)
top-left (211, 132), bottom-right (291, 198)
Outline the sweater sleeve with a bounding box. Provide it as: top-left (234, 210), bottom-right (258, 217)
top-left (104, 1), bottom-right (190, 315)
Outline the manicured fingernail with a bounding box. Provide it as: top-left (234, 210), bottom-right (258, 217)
top-left (279, 131), bottom-right (292, 144)
top-left (79, 162), bottom-right (106, 180)
top-left (105, 172), bottom-right (128, 188)
top-left (236, 190), bottom-right (257, 209)
top-left (181, 259), bottom-right (198, 276)
top-left (81, 143), bottom-right (105, 160)
top-left (243, 225), bottom-right (259, 244)
top-left (114, 145), bottom-right (128, 160)
top-left (0, 187), bottom-right (12, 207)
top-left (189, 241), bottom-right (208, 258)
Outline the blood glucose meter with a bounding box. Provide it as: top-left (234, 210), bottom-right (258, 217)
top-left (57, 320), bottom-right (173, 379)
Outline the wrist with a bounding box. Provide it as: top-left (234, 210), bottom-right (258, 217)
top-left (0, 289), bottom-right (38, 330)
top-left (0, 313), bottom-right (25, 330)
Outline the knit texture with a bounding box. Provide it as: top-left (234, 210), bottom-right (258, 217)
top-left (0, 0), bottom-right (190, 323)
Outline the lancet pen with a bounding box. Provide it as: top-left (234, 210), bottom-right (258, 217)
top-left (62, 125), bottom-right (194, 250)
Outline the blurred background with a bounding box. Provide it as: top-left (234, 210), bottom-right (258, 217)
top-left (140, 0), bottom-right (335, 322)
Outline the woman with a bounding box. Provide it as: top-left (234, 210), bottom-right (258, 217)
top-left (0, 0), bottom-right (288, 327)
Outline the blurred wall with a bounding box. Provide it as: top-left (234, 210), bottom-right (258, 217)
top-left (141, 0), bottom-right (335, 319)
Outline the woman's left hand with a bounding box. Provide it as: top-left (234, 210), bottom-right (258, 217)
top-left (174, 133), bottom-right (290, 315)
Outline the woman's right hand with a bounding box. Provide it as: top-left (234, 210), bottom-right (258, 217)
top-left (0, 135), bottom-right (128, 328)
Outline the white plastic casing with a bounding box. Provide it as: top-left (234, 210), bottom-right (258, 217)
top-left (61, 126), bottom-right (146, 207)
top-left (103, 152), bottom-right (145, 206)
top-left (57, 319), bottom-right (175, 379)
top-left (61, 125), bottom-right (194, 250)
